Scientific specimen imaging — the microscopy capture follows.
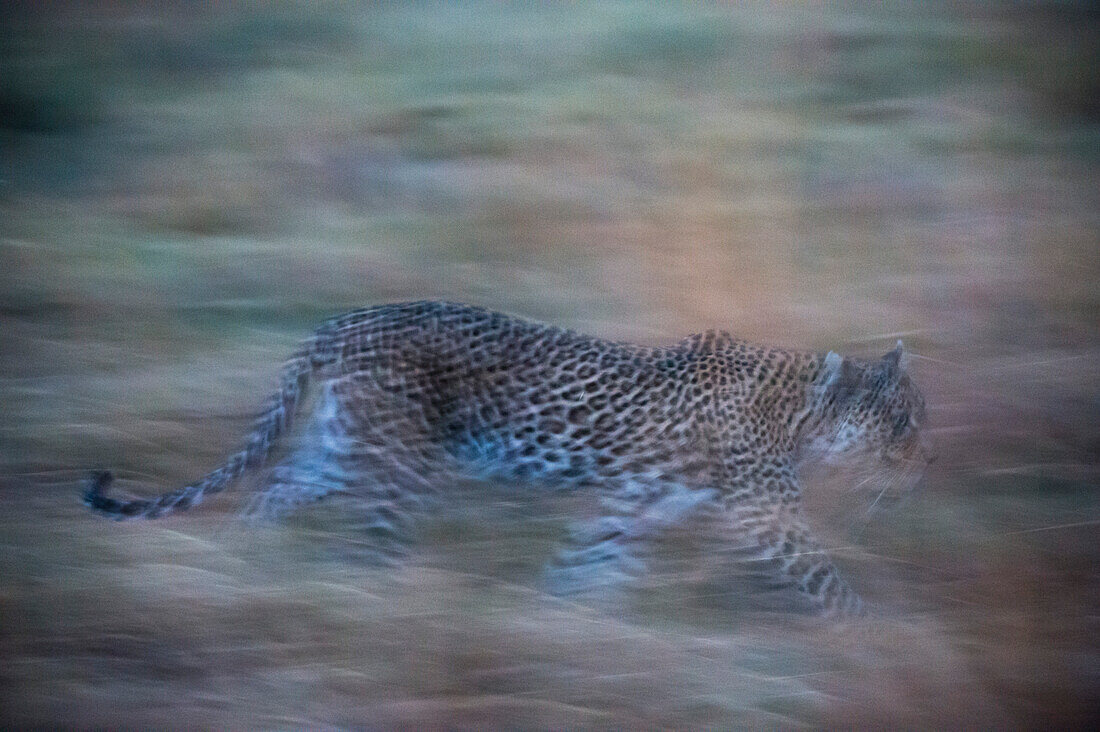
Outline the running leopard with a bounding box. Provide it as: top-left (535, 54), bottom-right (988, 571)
top-left (85, 301), bottom-right (930, 615)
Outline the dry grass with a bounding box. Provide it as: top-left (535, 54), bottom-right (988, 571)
top-left (2, 1), bottom-right (1098, 728)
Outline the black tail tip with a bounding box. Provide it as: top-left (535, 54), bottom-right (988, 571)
top-left (84, 470), bottom-right (113, 505)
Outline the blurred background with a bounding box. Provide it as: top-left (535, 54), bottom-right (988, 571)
top-left (1, 1), bottom-right (1097, 727)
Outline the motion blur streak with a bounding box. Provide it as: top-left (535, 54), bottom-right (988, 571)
top-left (1, 2), bottom-right (1097, 727)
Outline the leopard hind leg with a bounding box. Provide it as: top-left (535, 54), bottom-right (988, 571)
top-left (243, 380), bottom-right (359, 520)
top-left (245, 381), bottom-right (442, 564)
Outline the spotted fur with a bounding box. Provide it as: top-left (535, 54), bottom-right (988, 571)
top-left (85, 301), bottom-right (930, 615)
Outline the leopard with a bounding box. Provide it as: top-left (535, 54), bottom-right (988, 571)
top-left (85, 300), bottom-right (930, 616)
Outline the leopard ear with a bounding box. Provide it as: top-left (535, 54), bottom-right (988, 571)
top-left (881, 340), bottom-right (907, 374)
top-left (822, 350), bottom-right (844, 382)
top-left (820, 351), bottom-right (860, 402)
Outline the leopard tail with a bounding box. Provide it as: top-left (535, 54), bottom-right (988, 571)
top-left (84, 333), bottom-right (326, 520)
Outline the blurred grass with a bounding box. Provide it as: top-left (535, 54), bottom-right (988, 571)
top-left (1, 1), bottom-right (1098, 727)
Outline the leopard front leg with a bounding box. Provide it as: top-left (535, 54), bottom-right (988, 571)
top-left (721, 493), bottom-right (866, 612)
top-left (721, 471), bottom-right (864, 617)
top-left (750, 515), bottom-right (864, 616)
top-left (546, 483), bottom-right (718, 597)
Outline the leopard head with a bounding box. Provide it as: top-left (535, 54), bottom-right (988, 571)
top-left (802, 341), bottom-right (931, 469)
